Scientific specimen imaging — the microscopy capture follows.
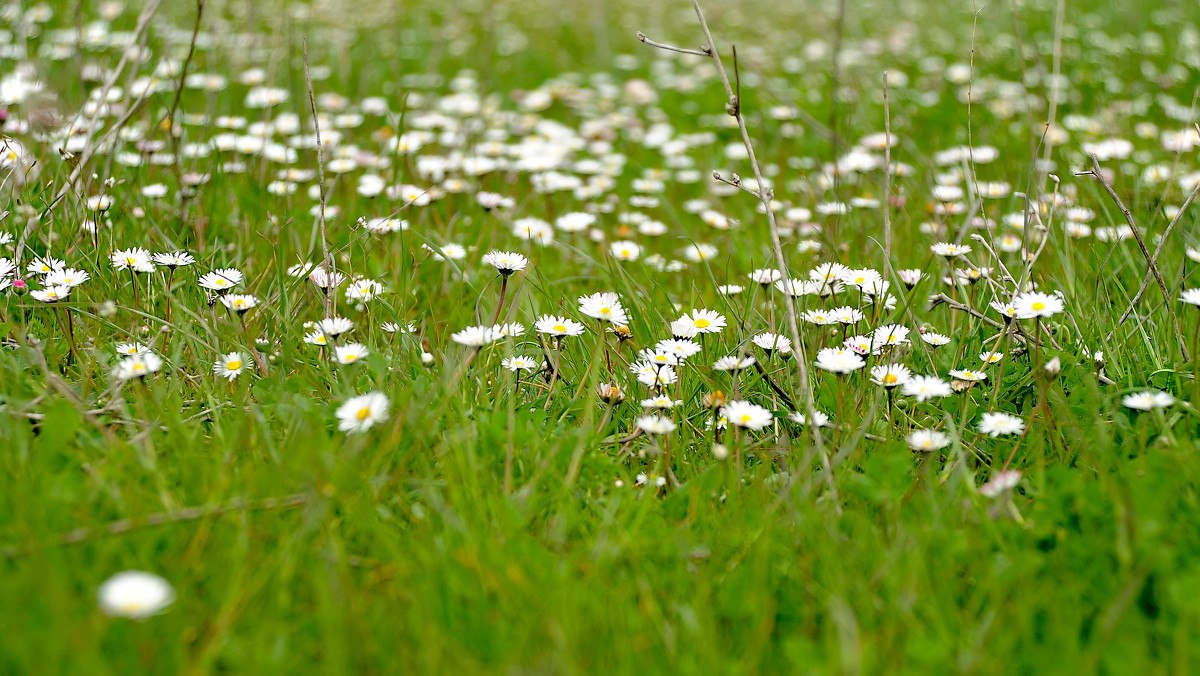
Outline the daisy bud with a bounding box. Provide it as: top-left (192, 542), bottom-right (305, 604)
top-left (420, 351), bottom-right (435, 366)
top-left (712, 443), bottom-right (729, 461)
top-left (951, 379), bottom-right (974, 393)
top-left (597, 382), bottom-right (625, 405)
top-left (702, 390), bottom-right (727, 409)
top-left (610, 325), bottom-right (633, 342)
top-left (1043, 356), bottom-right (1061, 379)
top-left (12, 278), bottom-right (27, 295)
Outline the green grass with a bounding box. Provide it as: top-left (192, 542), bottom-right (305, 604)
top-left (3, 0), bottom-right (1200, 673)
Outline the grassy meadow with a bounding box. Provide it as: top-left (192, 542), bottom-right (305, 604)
top-left (3, 0), bottom-right (1200, 672)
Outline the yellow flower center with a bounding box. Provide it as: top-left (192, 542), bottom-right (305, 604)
top-left (694, 319), bottom-right (711, 328)
top-left (884, 374), bottom-right (897, 384)
top-left (356, 407), bottom-right (371, 421)
top-left (344, 354), bottom-right (358, 362)
top-left (553, 324), bottom-right (567, 333)
top-left (1032, 302), bottom-right (1045, 311)
top-left (226, 360), bottom-right (242, 370)
top-left (740, 414), bottom-right (752, 424)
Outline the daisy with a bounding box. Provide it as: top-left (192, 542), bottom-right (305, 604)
top-left (98, 571), bottom-right (175, 619)
top-left (317, 316), bottom-right (354, 337)
top-left (950, 369), bottom-right (988, 382)
top-left (502, 355), bottom-right (539, 372)
top-left (921, 332), bottom-right (951, 346)
top-left (978, 412), bottom-right (1025, 437)
top-left (641, 395), bottom-right (681, 409)
top-left (636, 472), bottom-right (668, 488)
top-left (979, 351), bottom-right (1004, 365)
top-left (639, 349), bottom-right (679, 368)
top-left (1121, 390), bottom-right (1176, 410)
top-left (115, 342), bottom-right (150, 356)
top-left (713, 355), bottom-right (757, 371)
top-left (978, 470), bottom-right (1022, 498)
top-left (870, 363), bottom-right (911, 388)
top-left (897, 268), bottom-right (923, 288)
top-left (815, 347), bottom-right (865, 374)
top-left (721, 400), bottom-right (774, 431)
top-left (907, 429), bottom-right (951, 452)
top-left (872, 324), bottom-right (910, 347)
top-left (334, 343), bottom-right (369, 364)
top-left (451, 325), bottom-right (499, 347)
top-left (831, 306), bottom-right (865, 325)
top-left (198, 268), bottom-right (243, 291)
top-left (309, 267), bottom-right (347, 289)
top-left (113, 353), bottom-right (164, 380)
top-left (535, 315), bottom-right (585, 338)
top-left (802, 309), bottom-right (837, 326)
top-left (481, 250), bottom-right (528, 277)
top-left (1014, 292), bottom-right (1063, 319)
top-left (610, 241), bottom-right (641, 261)
top-left (748, 268), bottom-right (782, 285)
top-left (336, 391), bottom-right (389, 433)
top-left (683, 308), bottom-right (726, 334)
top-left (220, 294), bottom-right (258, 314)
top-left (151, 251), bottom-right (195, 268)
top-left (931, 242), bottom-right (972, 258)
top-left (1180, 288), bottom-right (1200, 307)
top-left (787, 410), bottom-right (831, 427)
top-left (902, 375), bottom-right (953, 401)
top-left (345, 279), bottom-right (384, 303)
top-left (631, 361), bottom-right (677, 388)
top-left (656, 339), bottom-right (702, 362)
top-left (752, 332), bottom-right (792, 355)
top-left (27, 256), bottom-right (64, 276)
top-left (213, 352), bottom-right (247, 380)
top-left (598, 382), bottom-right (626, 405)
top-left (31, 284), bottom-right (71, 302)
top-left (636, 415), bottom-right (677, 435)
top-left (44, 268), bottom-right (89, 287)
top-left (490, 322), bottom-right (526, 338)
top-left (669, 318), bottom-right (700, 339)
top-left (578, 292), bottom-right (629, 325)
top-left (111, 247), bottom-right (155, 272)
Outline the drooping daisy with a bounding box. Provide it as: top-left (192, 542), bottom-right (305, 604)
top-left (1121, 390), bottom-right (1176, 410)
top-left (213, 351), bottom-right (247, 380)
top-left (907, 429), bottom-right (951, 452)
top-left (334, 343), bottom-right (369, 364)
top-left (115, 342), bottom-right (150, 356)
top-left (897, 268), bottom-right (923, 288)
top-left (481, 250), bottom-right (529, 277)
top-left (336, 391), bottom-right (389, 433)
top-left (870, 363), bottom-right (911, 388)
top-left (631, 361), bottom-right (677, 388)
top-left (748, 268), bottom-right (783, 285)
top-left (722, 400), bottom-right (774, 431)
top-left (978, 412), bottom-right (1025, 437)
top-left (98, 571), bottom-right (175, 619)
top-left (902, 375), bottom-right (953, 402)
